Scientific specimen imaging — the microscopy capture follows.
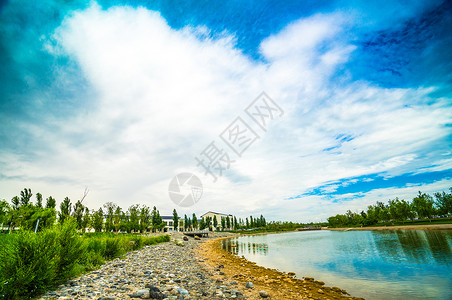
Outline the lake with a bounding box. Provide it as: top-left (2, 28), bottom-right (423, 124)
top-left (221, 230), bottom-right (452, 299)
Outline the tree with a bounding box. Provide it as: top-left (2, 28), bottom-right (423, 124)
top-left (92, 208), bottom-right (104, 232)
top-left (151, 206), bottom-right (164, 232)
top-left (412, 191), bottom-right (435, 220)
top-left (221, 217), bottom-right (225, 231)
top-left (139, 205), bottom-right (150, 233)
top-left (128, 204), bottom-right (140, 232)
top-left (103, 202), bottom-right (117, 232)
top-left (434, 188), bottom-right (452, 215)
top-left (59, 197), bottom-right (72, 224)
top-left (226, 216), bottom-right (230, 229)
top-left (184, 214), bottom-right (189, 230)
top-left (35, 193), bottom-right (43, 208)
top-left (20, 188), bottom-right (33, 206)
top-left (213, 215), bottom-right (218, 230)
top-left (0, 200), bottom-right (10, 226)
top-left (46, 196), bottom-right (56, 209)
top-left (73, 200), bottom-right (85, 230)
top-left (11, 196), bottom-right (20, 210)
top-left (82, 208), bottom-right (91, 233)
top-left (113, 206), bottom-right (122, 232)
top-left (173, 209), bottom-right (179, 231)
top-left (246, 218), bottom-right (249, 229)
top-left (199, 217), bottom-right (206, 230)
top-left (192, 213), bottom-right (198, 230)
top-left (233, 216), bottom-right (238, 230)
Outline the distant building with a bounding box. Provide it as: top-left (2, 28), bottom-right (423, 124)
top-left (161, 216), bottom-right (184, 232)
top-left (201, 211), bottom-right (234, 231)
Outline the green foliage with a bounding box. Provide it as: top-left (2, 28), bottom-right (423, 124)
top-left (192, 213), bottom-right (198, 229)
top-left (58, 197), bottom-right (72, 224)
top-left (20, 188), bottom-right (33, 206)
top-left (92, 208), bottom-right (104, 232)
top-left (0, 227), bottom-right (170, 299)
top-left (434, 188), bottom-right (452, 215)
top-left (172, 209), bottom-right (179, 231)
top-left (45, 196), bottom-right (56, 209)
top-left (327, 188), bottom-right (452, 228)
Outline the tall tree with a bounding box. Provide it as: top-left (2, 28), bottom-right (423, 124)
top-left (412, 191), bottom-right (435, 220)
top-left (192, 213), bottom-right (198, 230)
top-left (139, 205), bottom-right (150, 233)
top-left (20, 188), bottom-right (33, 206)
top-left (92, 208), bottom-right (104, 232)
top-left (73, 200), bottom-right (85, 230)
top-left (434, 188), bottom-right (452, 215)
top-left (59, 197), bottom-right (72, 224)
top-left (221, 217), bottom-right (225, 231)
top-left (151, 206), bottom-right (164, 232)
top-left (213, 215), bottom-right (218, 230)
top-left (113, 206), bottom-right (122, 232)
top-left (226, 216), bottom-right (230, 229)
top-left (103, 202), bottom-right (117, 232)
top-left (128, 204), bottom-right (140, 232)
top-left (184, 214), bottom-right (189, 230)
top-left (35, 193), bottom-right (43, 208)
top-left (172, 209), bottom-right (179, 231)
top-left (45, 196), bottom-right (56, 209)
top-left (11, 196), bottom-right (20, 210)
top-left (82, 207), bottom-right (90, 233)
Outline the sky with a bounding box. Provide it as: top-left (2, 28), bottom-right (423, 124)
top-left (0, 0), bottom-right (451, 222)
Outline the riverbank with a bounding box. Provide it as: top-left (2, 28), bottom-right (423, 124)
top-left (328, 223), bottom-right (452, 231)
top-left (38, 232), bottom-right (244, 299)
top-left (197, 236), bottom-right (363, 300)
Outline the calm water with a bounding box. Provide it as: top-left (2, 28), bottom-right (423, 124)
top-left (222, 230), bottom-right (452, 299)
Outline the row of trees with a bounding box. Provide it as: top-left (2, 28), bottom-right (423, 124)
top-left (0, 188), bottom-right (170, 233)
top-left (328, 188), bottom-right (452, 227)
top-left (1, 188), bottom-right (272, 233)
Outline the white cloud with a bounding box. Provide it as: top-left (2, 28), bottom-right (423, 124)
top-left (0, 4), bottom-right (450, 221)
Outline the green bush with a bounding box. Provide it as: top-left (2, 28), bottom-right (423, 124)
top-left (0, 230), bottom-right (170, 299)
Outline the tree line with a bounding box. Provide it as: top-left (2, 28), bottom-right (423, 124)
top-left (327, 188), bottom-right (452, 227)
top-left (0, 188), bottom-right (172, 233)
top-left (0, 188), bottom-right (270, 233)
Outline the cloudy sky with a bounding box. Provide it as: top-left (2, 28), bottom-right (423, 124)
top-left (1, 0), bottom-right (451, 222)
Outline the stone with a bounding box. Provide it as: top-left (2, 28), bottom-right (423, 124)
top-left (245, 282), bottom-right (254, 289)
top-left (288, 272), bottom-right (296, 276)
top-left (183, 236), bottom-right (188, 241)
top-left (177, 287), bottom-right (189, 296)
top-left (194, 235), bottom-right (201, 240)
top-left (259, 290), bottom-right (269, 298)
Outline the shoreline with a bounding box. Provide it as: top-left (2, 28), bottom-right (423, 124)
top-left (327, 223), bottom-right (452, 231)
top-left (196, 235), bottom-right (363, 300)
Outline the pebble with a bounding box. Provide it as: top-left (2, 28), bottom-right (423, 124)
top-left (38, 232), bottom-right (242, 300)
top-left (259, 290), bottom-right (269, 298)
top-left (246, 282), bottom-right (254, 289)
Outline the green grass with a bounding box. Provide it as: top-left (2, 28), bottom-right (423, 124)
top-left (0, 220), bottom-right (170, 299)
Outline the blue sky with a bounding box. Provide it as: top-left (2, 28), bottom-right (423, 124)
top-left (0, 0), bottom-right (451, 221)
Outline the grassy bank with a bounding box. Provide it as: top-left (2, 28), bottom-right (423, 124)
top-left (0, 220), bottom-right (169, 299)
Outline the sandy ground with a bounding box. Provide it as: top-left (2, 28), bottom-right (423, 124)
top-left (196, 236), bottom-right (363, 300)
top-left (327, 223), bottom-right (452, 231)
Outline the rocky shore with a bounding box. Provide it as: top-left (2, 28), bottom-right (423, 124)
top-left (197, 237), bottom-right (364, 300)
top-left (39, 231), bottom-right (363, 300)
top-left (39, 232), bottom-right (243, 300)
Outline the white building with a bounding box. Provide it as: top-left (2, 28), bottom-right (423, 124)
top-left (161, 216), bottom-right (184, 232)
top-left (201, 211), bottom-right (234, 231)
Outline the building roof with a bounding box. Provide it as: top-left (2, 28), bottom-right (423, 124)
top-left (201, 211), bottom-right (233, 218)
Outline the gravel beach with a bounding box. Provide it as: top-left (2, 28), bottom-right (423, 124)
top-left (39, 232), bottom-right (241, 300)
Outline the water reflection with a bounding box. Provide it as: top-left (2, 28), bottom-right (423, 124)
top-left (372, 230), bottom-right (452, 265)
top-left (222, 237), bottom-right (268, 255)
top-left (221, 230), bottom-right (452, 300)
